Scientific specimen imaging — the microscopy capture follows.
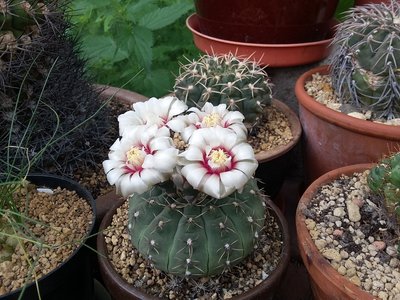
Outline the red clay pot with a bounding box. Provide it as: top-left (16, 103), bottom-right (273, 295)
top-left (194, 0), bottom-right (339, 44)
top-left (294, 65), bottom-right (400, 184)
top-left (97, 198), bottom-right (291, 300)
top-left (296, 163), bottom-right (376, 300)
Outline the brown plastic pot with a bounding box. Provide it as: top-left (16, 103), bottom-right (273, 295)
top-left (296, 163), bottom-right (376, 300)
top-left (186, 14), bottom-right (335, 67)
top-left (97, 198), bottom-right (290, 300)
top-left (295, 65), bottom-right (400, 184)
top-left (194, 0), bottom-right (339, 44)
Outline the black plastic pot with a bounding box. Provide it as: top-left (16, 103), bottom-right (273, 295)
top-left (1, 174), bottom-right (96, 300)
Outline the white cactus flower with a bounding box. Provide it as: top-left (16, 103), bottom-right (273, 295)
top-left (170, 103), bottom-right (247, 143)
top-left (118, 96), bottom-right (187, 136)
top-left (178, 126), bottom-right (257, 199)
top-left (103, 125), bottom-right (178, 197)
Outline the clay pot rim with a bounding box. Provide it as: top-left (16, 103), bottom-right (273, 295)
top-left (97, 196), bottom-right (290, 300)
top-left (294, 65), bottom-right (400, 140)
top-left (295, 163), bottom-right (376, 299)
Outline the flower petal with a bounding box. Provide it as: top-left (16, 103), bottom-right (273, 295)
top-left (181, 163), bottom-right (208, 189)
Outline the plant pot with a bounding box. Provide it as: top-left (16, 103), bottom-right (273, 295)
top-left (255, 99), bottom-right (302, 200)
top-left (194, 0), bottom-right (339, 44)
top-left (294, 65), bottom-right (400, 184)
top-left (97, 197), bottom-right (291, 300)
top-left (295, 163), bottom-right (376, 299)
top-left (1, 174), bottom-right (96, 300)
top-left (186, 14), bottom-right (335, 67)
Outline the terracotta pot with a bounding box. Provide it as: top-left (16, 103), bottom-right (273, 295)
top-left (294, 65), bottom-right (400, 184)
top-left (296, 163), bottom-right (376, 300)
top-left (97, 198), bottom-right (291, 300)
top-left (2, 174), bottom-right (96, 300)
top-left (194, 0), bottom-right (339, 44)
top-left (186, 14), bottom-right (335, 68)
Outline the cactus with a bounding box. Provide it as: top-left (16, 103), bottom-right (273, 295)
top-left (330, 1), bottom-right (400, 120)
top-left (128, 178), bottom-right (266, 277)
top-left (0, 1), bottom-right (113, 180)
top-left (368, 152), bottom-right (400, 221)
top-left (173, 53), bottom-right (273, 124)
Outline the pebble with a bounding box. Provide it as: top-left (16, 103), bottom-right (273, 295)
top-left (346, 200), bottom-right (361, 222)
top-left (322, 249), bottom-right (342, 262)
top-left (333, 207), bottom-right (346, 217)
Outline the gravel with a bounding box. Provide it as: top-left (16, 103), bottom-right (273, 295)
top-left (103, 200), bottom-right (285, 299)
top-left (304, 170), bottom-right (400, 299)
top-left (0, 183), bottom-right (93, 296)
top-left (304, 73), bottom-right (400, 126)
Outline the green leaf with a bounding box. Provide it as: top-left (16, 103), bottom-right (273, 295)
top-left (138, 2), bottom-right (193, 30)
top-left (80, 35), bottom-right (117, 61)
top-left (129, 26), bottom-right (154, 71)
top-left (125, 0), bottom-right (157, 23)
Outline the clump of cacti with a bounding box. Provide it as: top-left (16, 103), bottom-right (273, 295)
top-left (103, 96), bottom-right (271, 278)
top-left (330, 1), bottom-right (400, 120)
top-left (0, 0), bottom-right (113, 179)
top-left (368, 152), bottom-right (400, 221)
top-left (173, 53), bottom-right (273, 124)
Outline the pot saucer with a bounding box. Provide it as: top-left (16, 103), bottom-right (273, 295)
top-left (186, 14), bottom-right (335, 67)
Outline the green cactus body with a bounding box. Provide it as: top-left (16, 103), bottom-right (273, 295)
top-left (173, 53), bottom-right (273, 124)
top-left (128, 179), bottom-right (266, 277)
top-left (330, 2), bottom-right (400, 119)
top-left (368, 152), bottom-right (400, 220)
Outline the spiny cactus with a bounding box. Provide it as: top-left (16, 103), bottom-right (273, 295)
top-left (128, 178), bottom-right (266, 277)
top-left (0, 1), bottom-right (113, 180)
top-left (368, 152), bottom-right (400, 221)
top-left (330, 1), bottom-right (400, 120)
top-left (173, 53), bottom-right (273, 124)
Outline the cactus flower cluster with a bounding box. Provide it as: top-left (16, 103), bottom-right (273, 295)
top-left (103, 96), bottom-right (266, 277)
top-left (173, 53), bottom-right (273, 125)
top-left (330, 1), bottom-right (400, 120)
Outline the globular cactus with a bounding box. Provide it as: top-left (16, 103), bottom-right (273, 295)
top-left (330, 1), bottom-right (400, 120)
top-left (368, 152), bottom-right (400, 221)
top-left (128, 178), bottom-right (266, 277)
top-left (173, 53), bottom-right (273, 124)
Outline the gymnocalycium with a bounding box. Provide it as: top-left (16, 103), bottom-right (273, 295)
top-left (173, 53), bottom-right (273, 126)
top-left (103, 96), bottom-right (268, 277)
top-left (330, 1), bottom-right (400, 120)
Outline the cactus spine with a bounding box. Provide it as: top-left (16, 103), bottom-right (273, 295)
top-left (330, 1), bottom-right (400, 120)
top-left (128, 178), bottom-right (266, 277)
top-left (173, 53), bottom-right (273, 124)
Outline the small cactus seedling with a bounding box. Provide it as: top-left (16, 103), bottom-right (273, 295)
top-left (330, 1), bottom-right (400, 120)
top-left (368, 152), bottom-right (400, 221)
top-left (128, 178), bottom-right (266, 277)
top-left (173, 53), bottom-right (273, 124)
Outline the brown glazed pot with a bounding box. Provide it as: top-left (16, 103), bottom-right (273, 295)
top-left (296, 163), bottom-right (376, 300)
top-left (194, 0), bottom-right (339, 44)
top-left (294, 65), bottom-right (400, 184)
top-left (97, 198), bottom-right (290, 300)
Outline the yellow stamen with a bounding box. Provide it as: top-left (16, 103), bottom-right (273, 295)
top-left (126, 147), bottom-right (144, 166)
top-left (209, 149), bottom-right (228, 166)
top-left (203, 113), bottom-right (221, 127)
